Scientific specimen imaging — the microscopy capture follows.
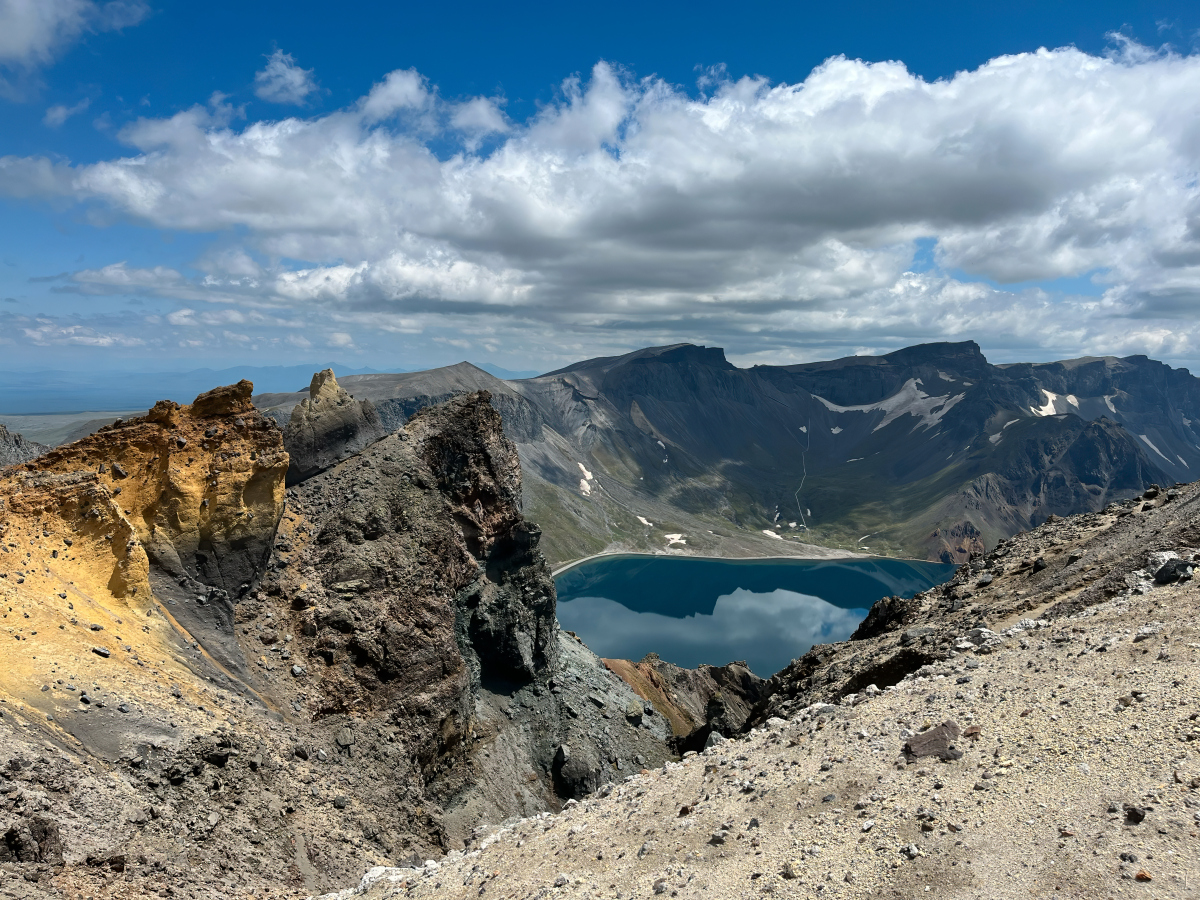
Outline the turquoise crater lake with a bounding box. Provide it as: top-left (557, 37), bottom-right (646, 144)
top-left (555, 555), bottom-right (957, 678)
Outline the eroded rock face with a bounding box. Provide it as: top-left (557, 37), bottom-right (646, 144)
top-left (267, 391), bottom-right (669, 830)
top-left (409, 394), bottom-right (558, 681)
top-left (0, 470), bottom-right (150, 600)
top-left (0, 424), bottom-right (47, 469)
top-left (23, 380), bottom-right (288, 600)
top-left (284, 369), bottom-right (386, 485)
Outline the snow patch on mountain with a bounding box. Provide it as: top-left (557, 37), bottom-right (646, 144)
top-left (812, 378), bottom-right (965, 433)
top-left (989, 418), bottom-right (1021, 444)
top-left (1031, 389), bottom-right (1059, 416)
top-left (1138, 433), bottom-right (1171, 463)
top-left (578, 462), bottom-right (594, 495)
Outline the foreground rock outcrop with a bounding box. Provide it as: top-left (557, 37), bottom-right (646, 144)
top-left (264, 392), bottom-right (671, 839)
top-left (0, 386), bottom-right (673, 899)
top-left (284, 369), bottom-right (387, 485)
top-left (323, 480), bottom-right (1200, 900)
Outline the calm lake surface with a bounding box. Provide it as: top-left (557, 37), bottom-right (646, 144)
top-left (555, 555), bottom-right (956, 677)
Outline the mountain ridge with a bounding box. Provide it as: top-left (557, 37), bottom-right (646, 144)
top-left (249, 341), bottom-right (1188, 563)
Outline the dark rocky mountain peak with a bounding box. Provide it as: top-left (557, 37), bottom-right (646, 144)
top-left (542, 343), bottom-right (732, 380)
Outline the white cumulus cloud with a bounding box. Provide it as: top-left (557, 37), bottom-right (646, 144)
top-left (450, 96), bottom-right (509, 147)
top-left (43, 96), bottom-right (90, 126)
top-left (0, 0), bottom-right (147, 96)
top-left (9, 42), bottom-right (1200, 367)
top-left (253, 49), bottom-right (317, 105)
top-left (359, 68), bottom-right (431, 122)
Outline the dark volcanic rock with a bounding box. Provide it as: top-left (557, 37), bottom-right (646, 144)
top-left (271, 389), bottom-right (670, 844)
top-left (850, 595), bottom-right (921, 641)
top-left (0, 816), bottom-right (64, 865)
top-left (284, 369), bottom-right (386, 485)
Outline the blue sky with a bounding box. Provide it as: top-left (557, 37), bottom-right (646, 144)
top-left (4, 1), bottom-right (1200, 374)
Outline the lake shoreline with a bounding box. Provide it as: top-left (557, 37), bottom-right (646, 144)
top-left (551, 547), bottom-right (941, 578)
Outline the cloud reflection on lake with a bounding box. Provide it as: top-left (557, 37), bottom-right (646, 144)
top-left (557, 588), bottom-right (869, 677)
